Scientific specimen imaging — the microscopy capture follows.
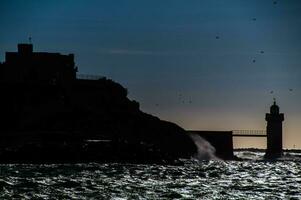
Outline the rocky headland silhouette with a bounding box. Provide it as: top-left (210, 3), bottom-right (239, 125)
top-left (0, 44), bottom-right (198, 163)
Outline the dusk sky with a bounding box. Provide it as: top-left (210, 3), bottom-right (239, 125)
top-left (1, 0), bottom-right (301, 148)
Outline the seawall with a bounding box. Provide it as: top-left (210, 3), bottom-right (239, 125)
top-left (187, 131), bottom-right (234, 160)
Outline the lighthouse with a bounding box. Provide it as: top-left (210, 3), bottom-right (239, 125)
top-left (265, 100), bottom-right (284, 158)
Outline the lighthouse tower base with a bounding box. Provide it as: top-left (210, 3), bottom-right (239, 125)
top-left (264, 101), bottom-right (284, 159)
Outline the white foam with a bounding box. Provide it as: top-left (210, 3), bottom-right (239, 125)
top-left (189, 134), bottom-right (220, 161)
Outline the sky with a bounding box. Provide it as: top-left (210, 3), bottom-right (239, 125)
top-left (1, 0), bottom-right (301, 148)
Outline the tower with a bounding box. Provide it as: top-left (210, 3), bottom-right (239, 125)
top-left (265, 100), bottom-right (284, 158)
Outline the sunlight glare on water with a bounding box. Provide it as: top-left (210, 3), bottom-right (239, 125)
top-left (0, 151), bottom-right (301, 199)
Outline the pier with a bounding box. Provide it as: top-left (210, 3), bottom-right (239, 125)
top-left (232, 130), bottom-right (267, 137)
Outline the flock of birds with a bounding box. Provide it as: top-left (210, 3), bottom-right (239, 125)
top-left (154, 1), bottom-right (296, 108)
top-left (178, 94), bottom-right (192, 104)
top-left (215, 0), bottom-right (295, 98)
top-left (214, 0), bottom-right (279, 64)
top-left (154, 94), bottom-right (192, 107)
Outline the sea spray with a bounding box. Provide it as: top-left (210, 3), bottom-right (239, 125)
top-left (189, 134), bottom-right (219, 160)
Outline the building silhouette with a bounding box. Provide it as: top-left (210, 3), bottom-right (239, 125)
top-left (265, 100), bottom-right (284, 158)
top-left (0, 43), bottom-right (77, 85)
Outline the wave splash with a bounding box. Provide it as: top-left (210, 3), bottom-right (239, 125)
top-left (189, 134), bottom-right (219, 160)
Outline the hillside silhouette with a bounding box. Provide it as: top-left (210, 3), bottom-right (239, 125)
top-left (0, 44), bottom-right (197, 163)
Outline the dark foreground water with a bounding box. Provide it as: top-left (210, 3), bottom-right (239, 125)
top-left (0, 151), bottom-right (301, 199)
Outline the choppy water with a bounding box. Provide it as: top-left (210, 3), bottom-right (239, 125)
top-left (0, 151), bottom-right (301, 199)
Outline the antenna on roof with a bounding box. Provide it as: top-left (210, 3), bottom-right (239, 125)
top-left (28, 36), bottom-right (32, 44)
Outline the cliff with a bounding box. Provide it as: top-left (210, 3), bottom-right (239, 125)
top-left (0, 77), bottom-right (197, 163)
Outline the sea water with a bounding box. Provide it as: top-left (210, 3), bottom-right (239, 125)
top-left (0, 151), bottom-right (300, 199)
